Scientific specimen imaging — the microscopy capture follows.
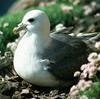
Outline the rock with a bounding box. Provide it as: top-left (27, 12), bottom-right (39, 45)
top-left (49, 90), bottom-right (59, 97)
top-left (21, 88), bottom-right (30, 94)
top-left (0, 80), bottom-right (19, 97)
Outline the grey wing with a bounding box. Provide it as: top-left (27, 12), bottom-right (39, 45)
top-left (42, 33), bottom-right (89, 81)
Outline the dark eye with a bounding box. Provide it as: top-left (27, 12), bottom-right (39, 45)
top-left (28, 18), bottom-right (34, 23)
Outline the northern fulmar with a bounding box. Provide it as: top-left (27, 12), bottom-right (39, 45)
top-left (13, 10), bottom-right (97, 87)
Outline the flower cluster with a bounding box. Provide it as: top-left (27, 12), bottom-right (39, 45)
top-left (79, 52), bottom-right (100, 79)
top-left (68, 42), bottom-right (100, 99)
top-left (68, 79), bottom-right (92, 99)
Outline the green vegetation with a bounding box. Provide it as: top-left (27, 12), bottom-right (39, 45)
top-left (81, 82), bottom-right (100, 99)
top-left (0, 3), bottom-right (83, 54)
top-left (0, 11), bottom-right (25, 54)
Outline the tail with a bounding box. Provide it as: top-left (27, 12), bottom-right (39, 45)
top-left (76, 32), bottom-right (100, 42)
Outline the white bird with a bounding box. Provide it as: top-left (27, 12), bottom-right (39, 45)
top-left (13, 10), bottom-right (95, 87)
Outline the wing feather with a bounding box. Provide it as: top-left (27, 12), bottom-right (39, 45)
top-left (42, 33), bottom-right (89, 81)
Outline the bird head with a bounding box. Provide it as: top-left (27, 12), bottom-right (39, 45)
top-left (13, 10), bottom-right (50, 38)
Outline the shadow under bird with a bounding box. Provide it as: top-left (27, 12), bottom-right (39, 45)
top-left (13, 10), bottom-right (98, 87)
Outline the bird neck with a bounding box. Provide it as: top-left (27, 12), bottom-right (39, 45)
top-left (27, 27), bottom-right (50, 45)
top-left (22, 31), bottom-right (50, 54)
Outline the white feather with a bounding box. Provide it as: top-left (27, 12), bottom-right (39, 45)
top-left (14, 10), bottom-right (59, 86)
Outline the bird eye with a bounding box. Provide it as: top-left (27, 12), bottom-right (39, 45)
top-left (28, 18), bottom-right (34, 23)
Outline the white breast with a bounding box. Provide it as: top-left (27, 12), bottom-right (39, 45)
top-left (14, 33), bottom-right (59, 86)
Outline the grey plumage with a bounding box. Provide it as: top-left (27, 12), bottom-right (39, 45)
top-left (42, 32), bottom-right (89, 81)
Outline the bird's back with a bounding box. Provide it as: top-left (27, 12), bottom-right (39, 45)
top-left (42, 33), bottom-right (89, 81)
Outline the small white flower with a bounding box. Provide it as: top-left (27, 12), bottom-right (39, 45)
top-left (3, 22), bottom-right (9, 28)
top-left (79, 95), bottom-right (88, 99)
top-left (7, 42), bottom-right (17, 53)
top-left (0, 51), bottom-right (1, 57)
top-left (95, 42), bottom-right (100, 50)
top-left (83, 5), bottom-right (92, 15)
top-left (15, 39), bottom-right (19, 43)
top-left (55, 24), bottom-right (66, 31)
top-left (91, 1), bottom-right (96, 7)
top-left (7, 43), bottom-right (12, 48)
top-left (97, 66), bottom-right (100, 71)
top-left (81, 64), bottom-right (88, 71)
top-left (0, 31), bottom-right (3, 35)
top-left (88, 52), bottom-right (98, 62)
top-left (77, 79), bottom-right (85, 89)
top-left (70, 85), bottom-right (78, 92)
top-left (61, 4), bottom-right (73, 13)
top-left (74, 71), bottom-right (80, 77)
top-left (69, 89), bottom-right (79, 96)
